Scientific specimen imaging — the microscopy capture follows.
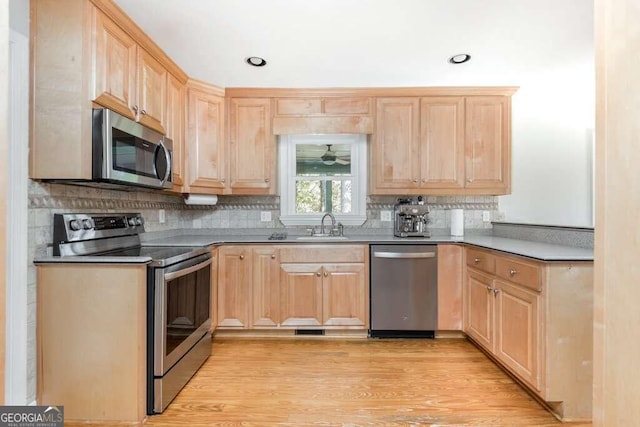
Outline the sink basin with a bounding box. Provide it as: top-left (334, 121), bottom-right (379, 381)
top-left (296, 236), bottom-right (349, 241)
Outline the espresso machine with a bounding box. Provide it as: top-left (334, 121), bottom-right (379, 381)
top-left (393, 197), bottom-right (431, 238)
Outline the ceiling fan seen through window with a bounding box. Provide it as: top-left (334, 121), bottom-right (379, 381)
top-left (321, 144), bottom-right (350, 166)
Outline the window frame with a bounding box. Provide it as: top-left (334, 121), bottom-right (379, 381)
top-left (279, 134), bottom-right (367, 226)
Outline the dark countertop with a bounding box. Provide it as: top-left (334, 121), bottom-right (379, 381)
top-left (142, 232), bottom-right (593, 262)
top-left (35, 230), bottom-right (593, 264)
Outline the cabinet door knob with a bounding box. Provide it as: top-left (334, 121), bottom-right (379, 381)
top-left (493, 288), bottom-right (500, 296)
top-left (221, 178), bottom-right (226, 183)
top-left (239, 254), bottom-right (245, 260)
top-left (316, 271), bottom-right (321, 277)
top-left (509, 269), bottom-right (517, 276)
top-left (264, 178), bottom-right (270, 183)
top-left (467, 178), bottom-right (473, 183)
top-left (324, 271), bottom-right (328, 277)
top-left (141, 109), bottom-right (147, 115)
top-left (486, 286), bottom-right (492, 291)
top-left (132, 105), bottom-right (139, 112)
top-left (271, 254), bottom-right (276, 259)
top-left (412, 179), bottom-right (418, 184)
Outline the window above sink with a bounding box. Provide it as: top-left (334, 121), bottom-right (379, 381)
top-left (279, 134), bottom-right (367, 226)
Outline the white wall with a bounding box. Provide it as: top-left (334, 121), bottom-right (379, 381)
top-left (118, 0), bottom-right (596, 228)
top-left (500, 61), bottom-right (595, 227)
top-left (9, 0), bottom-right (27, 36)
top-left (8, 0), bottom-right (30, 404)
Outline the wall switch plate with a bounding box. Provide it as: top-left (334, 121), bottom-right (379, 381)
top-left (260, 211), bottom-right (272, 222)
top-left (159, 209), bottom-right (166, 224)
top-left (482, 211), bottom-right (491, 222)
top-left (381, 211), bottom-right (392, 222)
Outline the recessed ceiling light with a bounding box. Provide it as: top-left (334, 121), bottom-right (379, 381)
top-left (449, 54), bottom-right (471, 64)
top-left (246, 56), bottom-right (267, 67)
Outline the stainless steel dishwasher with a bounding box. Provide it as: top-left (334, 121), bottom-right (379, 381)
top-left (370, 245), bottom-right (437, 338)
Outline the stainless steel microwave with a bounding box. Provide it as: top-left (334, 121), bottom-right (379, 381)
top-left (92, 109), bottom-right (173, 190)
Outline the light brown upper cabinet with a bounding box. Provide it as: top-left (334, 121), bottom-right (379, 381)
top-left (465, 96), bottom-right (511, 194)
top-left (270, 95), bottom-right (374, 134)
top-left (30, 0), bottom-right (188, 181)
top-left (185, 80), bottom-right (226, 194)
top-left (93, 9), bottom-right (167, 134)
top-left (165, 74), bottom-right (186, 191)
top-left (420, 97), bottom-right (466, 190)
top-left (274, 97), bottom-right (372, 116)
top-left (372, 97), bottom-right (421, 191)
top-left (371, 92), bottom-right (513, 195)
top-left (228, 98), bottom-right (275, 194)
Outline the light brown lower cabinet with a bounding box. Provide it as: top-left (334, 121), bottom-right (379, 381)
top-left (216, 244), bottom-right (369, 331)
top-left (278, 262), bottom-right (324, 327)
top-left (463, 247), bottom-right (593, 421)
top-left (217, 245), bottom-right (252, 328)
top-left (37, 263), bottom-right (148, 425)
top-left (437, 244), bottom-right (463, 330)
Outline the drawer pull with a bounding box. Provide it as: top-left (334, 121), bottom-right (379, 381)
top-left (509, 269), bottom-right (517, 276)
top-left (239, 254), bottom-right (245, 260)
top-left (474, 258), bottom-right (481, 264)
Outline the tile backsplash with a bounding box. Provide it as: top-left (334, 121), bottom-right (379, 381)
top-left (26, 180), bottom-right (500, 402)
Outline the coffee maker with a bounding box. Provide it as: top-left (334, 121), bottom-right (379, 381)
top-left (393, 197), bottom-right (431, 238)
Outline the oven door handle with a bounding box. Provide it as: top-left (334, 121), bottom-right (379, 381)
top-left (164, 258), bottom-right (212, 281)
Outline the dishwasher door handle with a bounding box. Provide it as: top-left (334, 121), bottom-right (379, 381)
top-left (373, 251), bottom-right (436, 259)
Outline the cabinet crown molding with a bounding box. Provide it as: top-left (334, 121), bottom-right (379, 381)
top-left (187, 78), bottom-right (226, 96)
top-left (90, 0), bottom-right (188, 83)
top-left (225, 87), bottom-right (519, 98)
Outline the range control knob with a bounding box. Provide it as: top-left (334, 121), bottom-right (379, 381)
top-left (69, 219), bottom-right (82, 231)
top-left (82, 218), bottom-right (94, 230)
top-left (128, 217), bottom-right (137, 227)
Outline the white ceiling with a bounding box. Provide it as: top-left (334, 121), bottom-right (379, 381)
top-left (112, 0), bottom-right (593, 88)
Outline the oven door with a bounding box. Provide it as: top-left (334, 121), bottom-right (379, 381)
top-left (153, 253), bottom-right (212, 377)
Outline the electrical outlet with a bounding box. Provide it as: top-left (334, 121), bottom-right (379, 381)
top-left (482, 211), bottom-right (491, 222)
top-left (159, 209), bottom-right (166, 224)
top-left (381, 211), bottom-right (392, 222)
top-left (260, 211), bottom-right (272, 222)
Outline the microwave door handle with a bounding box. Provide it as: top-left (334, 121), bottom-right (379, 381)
top-left (157, 140), bottom-right (172, 184)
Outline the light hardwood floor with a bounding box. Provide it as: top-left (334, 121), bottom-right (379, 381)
top-left (145, 338), bottom-right (591, 426)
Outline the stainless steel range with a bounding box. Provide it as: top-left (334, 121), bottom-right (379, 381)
top-left (52, 213), bottom-right (212, 414)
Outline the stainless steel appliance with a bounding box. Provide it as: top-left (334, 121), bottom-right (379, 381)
top-left (394, 197), bottom-right (431, 238)
top-left (370, 245), bottom-right (437, 338)
top-left (52, 213), bottom-right (211, 414)
top-left (92, 109), bottom-right (173, 189)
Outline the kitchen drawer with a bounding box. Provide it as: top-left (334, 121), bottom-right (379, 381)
top-left (279, 245), bottom-right (366, 263)
top-left (466, 248), bottom-right (496, 274)
top-left (495, 256), bottom-right (541, 291)
top-left (275, 98), bottom-right (321, 115)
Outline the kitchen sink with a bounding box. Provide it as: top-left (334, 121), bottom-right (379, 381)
top-left (296, 236), bottom-right (349, 241)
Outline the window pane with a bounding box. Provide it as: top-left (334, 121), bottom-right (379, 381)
top-left (296, 144), bottom-right (351, 176)
top-left (295, 179), bottom-right (352, 214)
top-left (295, 180), bottom-right (322, 213)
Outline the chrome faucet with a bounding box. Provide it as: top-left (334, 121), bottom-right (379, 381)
top-left (320, 213), bottom-right (336, 235)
